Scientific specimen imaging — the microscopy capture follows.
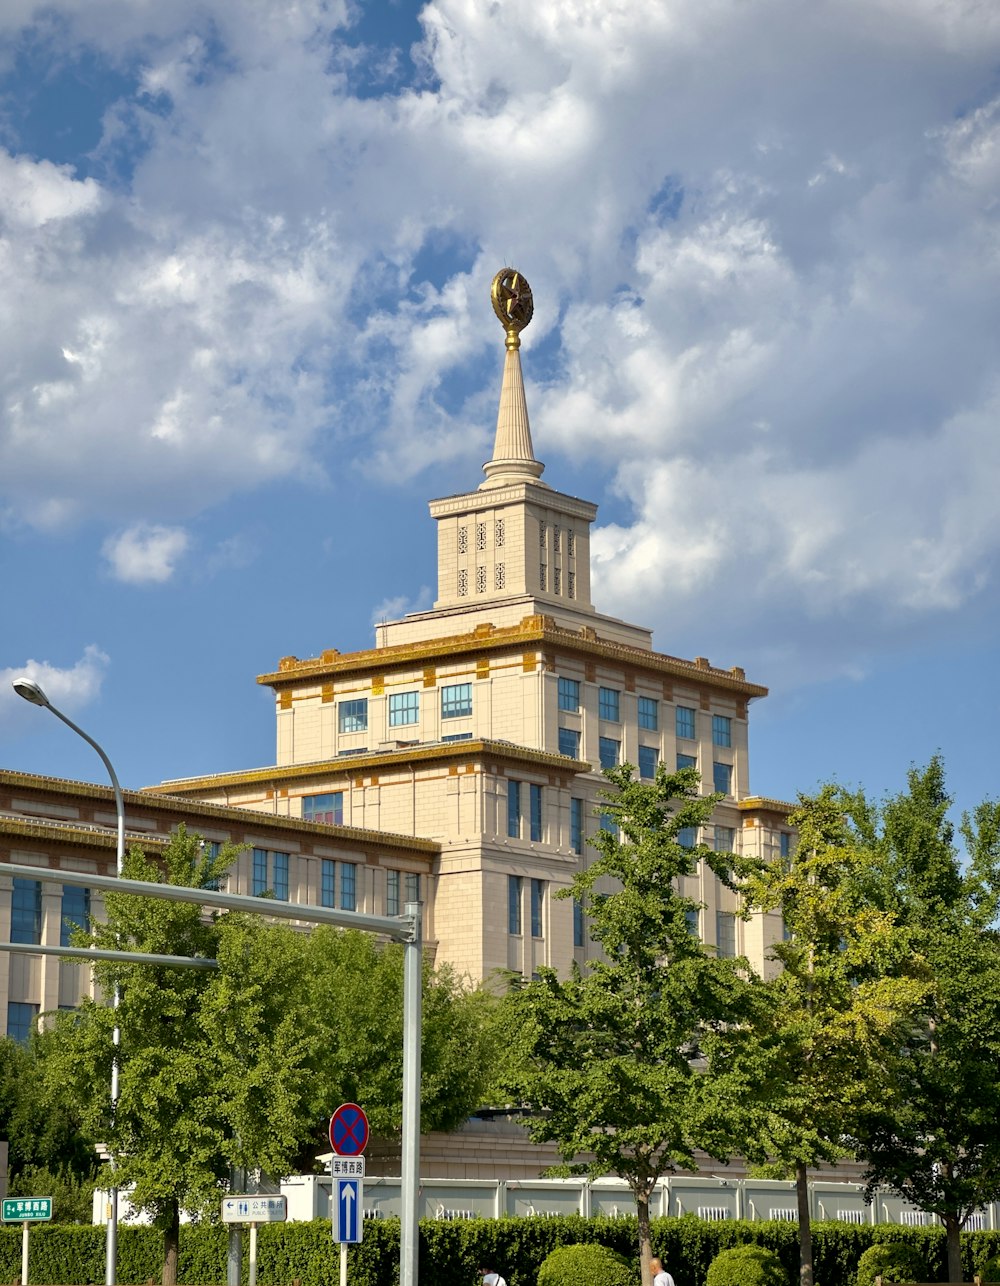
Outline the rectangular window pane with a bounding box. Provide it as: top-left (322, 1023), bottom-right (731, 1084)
top-left (60, 886), bottom-right (90, 947)
top-left (570, 798), bottom-right (583, 855)
top-left (303, 792), bottom-right (344, 825)
top-left (780, 832), bottom-right (791, 857)
top-left (557, 677), bottom-right (580, 712)
top-left (677, 753), bottom-right (697, 771)
top-left (404, 872), bottom-right (421, 903)
top-left (389, 691), bottom-right (420, 726)
top-left (441, 733), bottom-right (472, 742)
top-left (508, 875), bottom-right (522, 935)
top-left (339, 698), bottom-right (369, 733)
top-left (712, 715), bottom-right (732, 748)
top-left (387, 869), bottom-right (400, 916)
top-left (573, 896), bottom-right (585, 948)
top-left (273, 852), bottom-right (289, 901)
top-left (600, 812), bottom-right (617, 836)
top-left (713, 762), bottom-right (732, 795)
top-left (441, 683), bottom-right (472, 719)
top-left (599, 737), bottom-right (619, 769)
top-left (340, 862), bottom-right (357, 911)
top-left (713, 826), bottom-right (735, 852)
top-left (678, 826), bottom-right (696, 849)
top-left (598, 687), bottom-right (620, 722)
top-left (6, 1002), bottom-right (38, 1044)
top-left (321, 860), bottom-right (336, 908)
top-left (638, 745), bottom-right (658, 779)
top-left (531, 879), bottom-right (545, 937)
top-left (10, 879), bottom-right (41, 945)
top-left (717, 911), bottom-right (737, 958)
top-left (530, 784), bottom-right (543, 842)
top-left (686, 907), bottom-right (700, 937)
top-left (558, 727), bottom-right (580, 758)
top-left (507, 780), bottom-right (521, 838)
top-left (252, 848), bottom-right (268, 897)
top-left (638, 696), bottom-right (658, 730)
top-left (676, 706), bottom-right (696, 740)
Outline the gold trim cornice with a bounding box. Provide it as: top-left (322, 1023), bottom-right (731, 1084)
top-left (259, 617), bottom-right (767, 698)
top-left (738, 796), bottom-right (795, 815)
top-left (0, 816), bottom-right (167, 851)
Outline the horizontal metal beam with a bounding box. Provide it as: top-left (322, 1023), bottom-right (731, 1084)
top-left (0, 862), bottom-right (417, 941)
top-left (1, 941), bottom-right (218, 969)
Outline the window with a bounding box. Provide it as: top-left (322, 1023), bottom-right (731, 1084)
top-left (568, 571), bottom-right (576, 599)
top-left (458, 525), bottom-right (467, 553)
top-left (389, 691), bottom-right (419, 726)
top-left (713, 762), bottom-right (732, 795)
top-left (685, 907), bottom-right (700, 936)
top-left (495, 563), bottom-right (505, 589)
top-left (599, 737), bottom-right (619, 769)
top-left (713, 826), bottom-right (735, 852)
top-left (570, 798), bottom-right (584, 855)
top-left (554, 568), bottom-right (561, 595)
top-left (303, 792), bottom-right (344, 825)
top-left (573, 897), bottom-right (585, 948)
top-left (598, 687), bottom-right (620, 721)
top-left (458, 569), bottom-right (468, 596)
top-left (387, 869), bottom-right (400, 916)
top-left (508, 875), bottom-right (522, 935)
top-left (558, 727), bottom-right (580, 758)
top-left (200, 840), bottom-right (224, 892)
top-left (339, 698), bottom-right (368, 733)
top-left (321, 860), bottom-right (336, 909)
top-left (340, 863), bottom-right (357, 911)
top-left (253, 849), bottom-right (289, 900)
top-left (676, 706), bottom-right (696, 740)
top-left (441, 683), bottom-right (472, 719)
top-left (476, 522), bottom-right (486, 551)
top-left (405, 872), bottom-right (421, 903)
top-left (712, 715), bottom-right (732, 748)
top-left (638, 697), bottom-right (658, 730)
top-left (638, 745), bottom-right (658, 779)
top-left (530, 784), bottom-right (543, 842)
top-left (253, 848), bottom-right (268, 897)
top-left (567, 530), bottom-right (576, 556)
top-left (61, 886), bottom-right (90, 947)
top-left (677, 753), bottom-right (697, 771)
top-left (678, 826), bottom-right (696, 849)
top-left (507, 781), bottom-right (521, 839)
top-left (558, 677), bottom-right (580, 711)
top-left (273, 852), bottom-right (289, 901)
top-left (11, 879), bottom-right (41, 944)
top-left (553, 525), bottom-right (561, 552)
top-left (531, 879), bottom-right (545, 937)
top-left (716, 911), bottom-right (737, 958)
top-left (442, 732), bottom-right (472, 742)
top-left (780, 832), bottom-right (791, 858)
top-left (600, 812), bottom-right (618, 836)
top-left (495, 519), bottom-right (505, 546)
top-left (476, 565), bottom-right (487, 593)
top-left (539, 562), bottom-right (547, 590)
top-left (539, 521), bottom-right (547, 547)
top-left (6, 1002), bottom-right (38, 1044)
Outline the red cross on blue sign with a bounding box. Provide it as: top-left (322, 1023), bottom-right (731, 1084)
top-left (329, 1102), bottom-right (369, 1157)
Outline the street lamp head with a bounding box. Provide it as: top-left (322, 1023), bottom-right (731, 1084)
top-left (12, 677), bottom-right (50, 708)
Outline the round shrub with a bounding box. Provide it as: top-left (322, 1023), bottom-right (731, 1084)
top-left (977, 1254), bottom-right (1000, 1283)
top-left (537, 1242), bottom-right (635, 1286)
top-left (855, 1242), bottom-right (928, 1286)
top-left (705, 1243), bottom-right (789, 1286)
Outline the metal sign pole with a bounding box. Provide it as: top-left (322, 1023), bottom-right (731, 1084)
top-left (248, 1223), bottom-right (257, 1286)
top-left (340, 1240), bottom-right (348, 1286)
top-left (400, 901), bottom-right (422, 1286)
top-left (21, 1221), bottom-right (29, 1286)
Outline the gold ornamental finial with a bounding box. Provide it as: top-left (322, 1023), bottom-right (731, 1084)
top-left (491, 267), bottom-right (533, 350)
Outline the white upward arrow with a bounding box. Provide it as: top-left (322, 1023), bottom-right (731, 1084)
top-left (342, 1183), bottom-right (355, 1227)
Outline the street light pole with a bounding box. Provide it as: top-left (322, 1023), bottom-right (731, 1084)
top-left (12, 678), bottom-right (124, 1286)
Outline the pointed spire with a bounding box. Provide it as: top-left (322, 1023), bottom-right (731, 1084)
top-left (480, 267), bottom-right (546, 490)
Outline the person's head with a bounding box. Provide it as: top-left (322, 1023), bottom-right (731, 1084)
top-left (651, 1258), bottom-right (663, 1274)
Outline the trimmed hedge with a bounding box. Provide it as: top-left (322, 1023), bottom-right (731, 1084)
top-left (536, 1243), bottom-right (634, 1286)
top-left (856, 1242), bottom-right (929, 1286)
top-left (706, 1244), bottom-right (789, 1286)
top-left (0, 1215), bottom-right (997, 1286)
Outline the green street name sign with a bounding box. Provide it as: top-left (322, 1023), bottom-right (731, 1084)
top-left (1, 1198), bottom-right (52, 1223)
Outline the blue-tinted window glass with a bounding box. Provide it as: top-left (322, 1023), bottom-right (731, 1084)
top-left (557, 678), bottom-right (580, 711)
top-left (441, 683), bottom-right (472, 719)
top-left (405, 872), bottom-right (421, 903)
top-left (685, 907), bottom-right (700, 936)
top-left (598, 687), bottom-right (620, 721)
top-left (713, 762), bottom-right (732, 795)
top-left (10, 879), bottom-right (41, 945)
top-left (573, 897), bottom-right (585, 947)
top-left (677, 753), bottom-right (697, 771)
top-left (600, 812), bottom-right (617, 836)
top-left (717, 911), bottom-right (737, 958)
top-left (599, 737), bottom-right (619, 769)
top-left (507, 781), bottom-right (521, 838)
top-left (6, 1002), bottom-right (38, 1044)
top-left (638, 745), bottom-right (658, 779)
top-left (570, 798), bottom-right (583, 855)
top-left (508, 875), bottom-right (522, 935)
top-left (60, 886), bottom-right (90, 947)
top-left (252, 848), bottom-right (268, 897)
top-left (638, 697), bottom-right (658, 730)
top-left (321, 860), bottom-right (336, 908)
top-left (530, 784), bottom-right (543, 842)
top-left (780, 832), bottom-right (791, 858)
top-left (340, 863), bottom-right (357, 911)
top-left (273, 852), bottom-right (289, 901)
top-left (558, 727), bottom-right (580, 758)
top-left (712, 715), bottom-right (732, 747)
top-left (389, 691), bottom-right (419, 726)
top-left (387, 870), bottom-right (400, 916)
top-left (714, 826), bottom-right (735, 852)
top-left (339, 699), bottom-right (368, 733)
top-left (303, 792), bottom-right (344, 825)
top-left (441, 732), bottom-right (472, 742)
top-left (531, 879), bottom-right (545, 937)
top-left (676, 706), bottom-right (696, 739)
top-left (678, 826), bottom-right (696, 849)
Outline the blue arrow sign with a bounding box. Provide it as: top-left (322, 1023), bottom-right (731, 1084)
top-left (333, 1178), bottom-right (362, 1244)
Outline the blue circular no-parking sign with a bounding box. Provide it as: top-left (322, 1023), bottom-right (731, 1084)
top-left (329, 1102), bottom-right (369, 1156)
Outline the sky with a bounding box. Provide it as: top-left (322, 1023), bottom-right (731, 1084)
top-left (2, 0), bottom-right (1000, 830)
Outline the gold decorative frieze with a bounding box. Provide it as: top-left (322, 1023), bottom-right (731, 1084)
top-left (476, 658), bottom-right (490, 679)
top-left (423, 666), bottom-right (436, 688)
top-left (321, 683), bottom-right (334, 703)
top-left (280, 691), bottom-right (292, 710)
top-left (522, 653), bottom-right (537, 673)
top-left (372, 676), bottom-right (385, 695)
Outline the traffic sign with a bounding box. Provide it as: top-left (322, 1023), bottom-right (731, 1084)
top-left (1, 1199), bottom-right (51, 1223)
top-left (330, 1156), bottom-right (365, 1177)
top-left (221, 1195), bottom-right (287, 1224)
top-left (332, 1178), bottom-right (363, 1243)
top-left (329, 1102), bottom-right (369, 1157)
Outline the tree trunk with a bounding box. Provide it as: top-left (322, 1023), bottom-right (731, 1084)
top-left (944, 1212), bottom-right (963, 1283)
top-left (795, 1160), bottom-right (814, 1286)
top-left (162, 1199), bottom-right (180, 1286)
top-left (637, 1186), bottom-right (653, 1286)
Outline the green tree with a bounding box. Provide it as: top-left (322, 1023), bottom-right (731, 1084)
top-left (737, 786), bottom-right (926, 1286)
top-left (846, 759), bottom-right (1000, 1283)
top-left (499, 764), bottom-right (760, 1286)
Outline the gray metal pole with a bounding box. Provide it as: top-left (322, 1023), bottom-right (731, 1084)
top-left (400, 900), bottom-right (422, 1286)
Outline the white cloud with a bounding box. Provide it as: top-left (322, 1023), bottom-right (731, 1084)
top-left (102, 524), bottom-right (191, 584)
top-left (0, 645), bottom-right (110, 730)
top-left (370, 588), bottom-right (433, 627)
